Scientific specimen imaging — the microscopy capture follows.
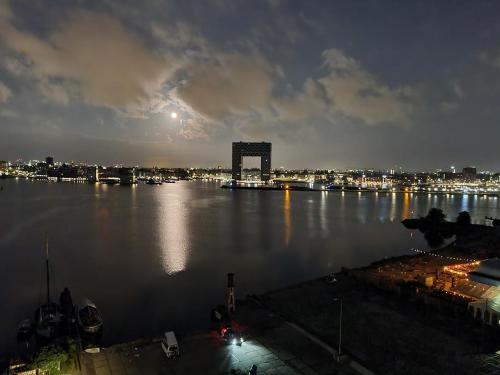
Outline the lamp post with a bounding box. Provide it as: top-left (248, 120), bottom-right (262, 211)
top-left (333, 298), bottom-right (342, 363)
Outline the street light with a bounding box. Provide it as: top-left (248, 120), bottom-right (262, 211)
top-left (333, 297), bottom-right (342, 363)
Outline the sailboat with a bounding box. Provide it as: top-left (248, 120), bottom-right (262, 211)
top-left (34, 237), bottom-right (63, 339)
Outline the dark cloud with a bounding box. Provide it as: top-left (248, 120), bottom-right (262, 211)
top-left (0, 0), bottom-right (500, 169)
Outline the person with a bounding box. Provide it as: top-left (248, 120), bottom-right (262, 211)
top-left (249, 364), bottom-right (257, 375)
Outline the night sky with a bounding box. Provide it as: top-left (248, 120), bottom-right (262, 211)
top-left (1, 0), bottom-right (500, 170)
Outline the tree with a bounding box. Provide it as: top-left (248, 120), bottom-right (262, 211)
top-left (423, 208), bottom-right (446, 247)
top-left (424, 230), bottom-right (445, 248)
top-left (426, 208), bottom-right (446, 225)
top-left (456, 211), bottom-right (471, 226)
top-left (456, 211), bottom-right (472, 237)
top-left (30, 344), bottom-right (75, 375)
top-left (30, 346), bottom-right (66, 375)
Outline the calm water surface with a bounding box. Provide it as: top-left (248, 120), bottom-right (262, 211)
top-left (1, 179), bottom-right (500, 353)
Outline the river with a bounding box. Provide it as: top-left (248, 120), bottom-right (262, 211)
top-left (1, 179), bottom-right (499, 354)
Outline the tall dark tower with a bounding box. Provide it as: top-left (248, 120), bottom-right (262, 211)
top-left (227, 273), bottom-right (235, 313)
top-left (232, 142), bottom-right (271, 181)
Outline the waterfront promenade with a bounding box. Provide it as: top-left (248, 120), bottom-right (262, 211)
top-left (78, 299), bottom-right (370, 375)
top-left (258, 273), bottom-right (488, 375)
top-left (80, 334), bottom-right (300, 375)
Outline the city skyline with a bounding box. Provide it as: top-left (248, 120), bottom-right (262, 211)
top-left (1, 1), bottom-right (500, 169)
top-left (0, 154), bottom-right (486, 173)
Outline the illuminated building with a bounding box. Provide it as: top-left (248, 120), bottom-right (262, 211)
top-left (467, 259), bottom-right (500, 325)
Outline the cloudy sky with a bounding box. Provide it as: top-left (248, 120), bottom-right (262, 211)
top-left (0, 0), bottom-right (500, 170)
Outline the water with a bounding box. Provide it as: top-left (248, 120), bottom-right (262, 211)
top-left (1, 179), bottom-right (500, 354)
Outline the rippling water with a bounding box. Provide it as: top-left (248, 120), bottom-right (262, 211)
top-left (1, 179), bottom-right (499, 353)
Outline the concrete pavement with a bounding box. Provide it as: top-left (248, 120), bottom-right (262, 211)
top-left (79, 298), bottom-right (376, 375)
top-left (80, 334), bottom-right (301, 375)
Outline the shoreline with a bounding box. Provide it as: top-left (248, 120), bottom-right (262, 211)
top-left (2, 177), bottom-right (499, 197)
top-left (9, 237), bottom-right (498, 374)
top-left (222, 183), bottom-right (500, 196)
top-left (76, 236), bottom-right (495, 375)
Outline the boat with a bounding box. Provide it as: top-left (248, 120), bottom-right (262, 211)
top-left (99, 177), bottom-right (120, 185)
top-left (16, 319), bottom-right (33, 342)
top-left (59, 287), bottom-right (75, 321)
top-left (77, 298), bottom-right (103, 334)
top-left (34, 238), bottom-right (63, 339)
top-left (34, 302), bottom-right (63, 339)
top-left (146, 178), bottom-right (162, 185)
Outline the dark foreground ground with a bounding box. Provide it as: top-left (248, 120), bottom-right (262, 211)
top-left (258, 274), bottom-right (500, 375)
top-left (78, 299), bottom-right (368, 375)
top-left (11, 274), bottom-right (500, 374)
top-left (80, 334), bottom-right (300, 375)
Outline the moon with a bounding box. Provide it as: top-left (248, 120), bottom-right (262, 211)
top-left (170, 112), bottom-right (178, 119)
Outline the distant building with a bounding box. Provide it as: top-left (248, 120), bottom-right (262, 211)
top-left (46, 156), bottom-right (54, 166)
top-left (36, 162), bottom-right (48, 176)
top-left (462, 167), bottom-right (477, 181)
top-left (0, 160), bottom-right (7, 171)
top-left (232, 142), bottom-right (271, 181)
top-left (118, 167), bottom-right (136, 185)
top-left (439, 171), bottom-right (456, 181)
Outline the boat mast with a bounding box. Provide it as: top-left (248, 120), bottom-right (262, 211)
top-left (45, 236), bottom-right (50, 305)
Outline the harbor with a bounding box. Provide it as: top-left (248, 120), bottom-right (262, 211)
top-left (9, 213), bottom-right (500, 375)
top-left (43, 297), bottom-right (377, 375)
top-left (9, 293), bottom-right (370, 375)
top-left (4, 181), bottom-right (500, 375)
top-left (2, 0), bottom-right (500, 373)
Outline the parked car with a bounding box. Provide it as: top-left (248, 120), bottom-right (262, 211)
top-left (161, 331), bottom-right (180, 358)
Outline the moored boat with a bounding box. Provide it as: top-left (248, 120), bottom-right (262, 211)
top-left (146, 178), bottom-right (162, 185)
top-left (34, 302), bottom-right (63, 339)
top-left (99, 177), bottom-right (120, 185)
top-left (34, 238), bottom-right (64, 340)
top-left (77, 299), bottom-right (103, 334)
